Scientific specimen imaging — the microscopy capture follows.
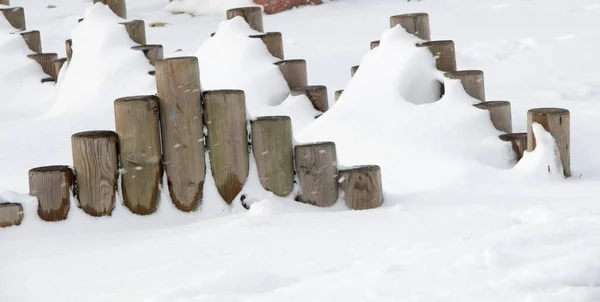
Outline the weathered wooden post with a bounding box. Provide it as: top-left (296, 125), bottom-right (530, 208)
top-left (27, 53), bottom-right (58, 77)
top-left (294, 142), bottom-right (338, 207)
top-left (155, 57), bottom-right (205, 212)
top-left (351, 65), bottom-right (359, 77)
top-left (275, 59), bottom-right (307, 90)
top-left (370, 40), bottom-right (380, 49)
top-left (114, 95), bottom-right (162, 215)
top-left (249, 32), bottom-right (284, 60)
top-left (0, 0), bottom-right (9, 6)
top-left (527, 108), bottom-right (571, 177)
top-left (121, 20), bottom-right (146, 45)
top-left (499, 133), bottom-right (527, 161)
top-left (131, 44), bottom-right (163, 66)
top-left (71, 131), bottom-right (118, 217)
top-left (65, 39), bottom-right (73, 62)
top-left (335, 89), bottom-right (343, 101)
top-left (291, 85), bottom-right (329, 112)
top-left (473, 101), bottom-right (512, 133)
top-left (339, 165), bottom-right (383, 210)
top-left (0, 203), bottom-right (23, 228)
top-left (226, 6), bottom-right (263, 32)
top-left (444, 70), bottom-right (485, 102)
top-left (251, 116), bottom-right (294, 197)
top-left (93, 0), bottom-right (126, 19)
top-left (28, 166), bottom-right (73, 221)
top-left (203, 90), bottom-right (249, 203)
top-left (417, 40), bottom-right (456, 72)
top-left (20, 30), bottom-right (41, 53)
top-left (52, 58), bottom-right (67, 80)
top-left (390, 13), bottom-right (430, 40)
top-left (1, 7), bottom-right (25, 30)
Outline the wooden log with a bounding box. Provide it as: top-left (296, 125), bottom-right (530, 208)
top-left (249, 32), bottom-right (284, 60)
top-left (335, 89), bottom-right (343, 101)
top-left (203, 90), bottom-right (249, 203)
top-left (339, 165), bottom-right (383, 210)
top-left (28, 165), bottom-right (73, 222)
top-left (27, 53), bottom-right (58, 77)
top-left (351, 65), bottom-right (359, 77)
top-left (131, 44), bottom-right (164, 66)
top-left (93, 0), bottom-right (127, 19)
top-left (0, 203), bottom-right (23, 228)
top-left (65, 39), bottom-right (73, 62)
top-left (527, 108), bottom-right (571, 177)
top-left (444, 70), bottom-right (485, 102)
top-left (20, 30), bottom-right (41, 53)
top-left (499, 132), bottom-right (527, 161)
top-left (121, 20), bottom-right (146, 45)
top-left (1, 7), bottom-right (25, 31)
top-left (370, 40), bottom-right (380, 49)
top-left (155, 57), bottom-right (205, 212)
top-left (473, 101), bottom-right (512, 133)
top-left (0, 0), bottom-right (9, 6)
top-left (275, 59), bottom-right (307, 90)
top-left (52, 58), bottom-right (67, 80)
top-left (291, 85), bottom-right (329, 112)
top-left (417, 40), bottom-right (456, 72)
top-left (71, 131), bottom-right (118, 217)
top-left (114, 95), bottom-right (162, 215)
top-left (389, 13), bottom-right (430, 40)
top-left (226, 6), bottom-right (263, 32)
top-left (294, 142), bottom-right (338, 207)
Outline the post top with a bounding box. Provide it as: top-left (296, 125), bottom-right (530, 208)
top-left (474, 101), bottom-right (510, 109)
top-left (499, 132), bottom-right (527, 141)
top-left (340, 165), bottom-right (381, 173)
top-left (275, 59), bottom-right (306, 65)
top-left (29, 165), bottom-right (72, 173)
top-left (226, 6), bottom-right (262, 14)
top-left (115, 95), bottom-right (159, 103)
top-left (203, 89), bottom-right (245, 96)
top-left (444, 70), bottom-right (484, 78)
top-left (72, 130), bottom-right (117, 139)
top-left (252, 115), bottom-right (291, 123)
top-left (131, 44), bottom-right (163, 50)
top-left (119, 19), bottom-right (144, 25)
top-left (155, 56), bottom-right (198, 65)
top-left (291, 85), bottom-right (327, 93)
top-left (295, 141), bottom-right (336, 149)
top-left (390, 12), bottom-right (429, 19)
top-left (528, 107), bottom-right (570, 115)
top-left (19, 30), bottom-right (40, 35)
top-left (417, 40), bottom-right (454, 46)
top-left (27, 53), bottom-right (58, 58)
top-left (249, 32), bottom-right (281, 38)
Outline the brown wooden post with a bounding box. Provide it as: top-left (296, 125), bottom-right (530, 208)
top-left (339, 165), bottom-right (383, 210)
top-left (114, 96), bottom-right (162, 215)
top-left (65, 39), bottom-right (73, 62)
top-left (291, 85), bottom-right (329, 112)
top-left (351, 65), bottom-right (359, 77)
top-left (275, 59), bottom-right (307, 90)
top-left (121, 20), bottom-right (146, 45)
top-left (52, 58), bottom-right (67, 80)
top-left (527, 108), bottom-right (570, 177)
top-left (0, 203), bottom-right (23, 228)
top-left (390, 13), bottom-right (430, 40)
top-left (203, 90), bottom-right (249, 203)
top-left (0, 7), bottom-right (25, 30)
top-left (444, 70), bottom-right (485, 102)
top-left (27, 53), bottom-right (58, 77)
top-left (417, 40), bottom-right (456, 72)
top-left (226, 7), bottom-right (263, 32)
top-left (28, 166), bottom-right (73, 222)
top-left (473, 101), bottom-right (512, 133)
top-left (250, 116), bottom-right (294, 197)
top-left (335, 89), bottom-right (343, 101)
top-left (71, 131), bottom-right (118, 217)
top-left (93, 0), bottom-right (126, 19)
top-left (0, 0), bottom-right (9, 5)
top-left (131, 44), bottom-right (163, 66)
top-left (370, 40), bottom-right (380, 49)
top-left (294, 142), bottom-right (338, 207)
top-left (20, 31), bottom-right (41, 53)
top-left (155, 57), bottom-right (205, 212)
top-left (499, 132), bottom-right (527, 161)
top-left (249, 32), bottom-right (284, 60)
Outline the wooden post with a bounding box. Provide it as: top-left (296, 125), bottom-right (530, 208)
top-left (0, 0), bottom-right (9, 5)
top-left (275, 59), bottom-right (307, 90)
top-left (71, 131), bottom-right (118, 217)
top-left (339, 165), bottom-right (383, 210)
top-left (121, 20), bottom-right (146, 45)
top-left (250, 116), bottom-right (294, 197)
top-left (473, 101), bottom-right (512, 133)
top-left (226, 6), bottom-right (263, 32)
top-left (417, 40), bottom-right (456, 72)
top-left (291, 85), bottom-right (329, 112)
top-left (27, 53), bottom-right (58, 77)
top-left (499, 132), bottom-right (527, 161)
top-left (294, 142), bottom-right (338, 207)
top-left (65, 39), bottom-right (73, 62)
top-left (52, 58), bottom-right (67, 80)
top-left (444, 70), bottom-right (485, 102)
top-left (155, 57), bottom-right (205, 212)
top-left (390, 13), bottom-right (430, 40)
top-left (28, 166), bottom-right (73, 222)
top-left (351, 65), bottom-right (359, 77)
top-left (93, 0), bottom-right (126, 19)
top-left (203, 90), bottom-right (249, 203)
top-left (335, 89), bottom-right (343, 101)
top-left (20, 31), bottom-right (41, 53)
top-left (131, 44), bottom-right (163, 66)
top-left (0, 203), bottom-right (23, 228)
top-left (527, 108), bottom-right (570, 177)
top-left (370, 40), bottom-right (380, 49)
top-left (1, 7), bottom-right (25, 30)
top-left (249, 32), bottom-right (284, 60)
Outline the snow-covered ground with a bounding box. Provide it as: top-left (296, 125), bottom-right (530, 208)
top-left (2, 0), bottom-right (600, 301)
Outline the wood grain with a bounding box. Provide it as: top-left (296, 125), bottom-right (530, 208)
top-left (339, 165), bottom-right (383, 210)
top-left (121, 20), bottom-right (146, 45)
top-left (250, 32), bottom-right (284, 59)
top-left (0, 0), bottom-right (9, 6)
top-left (131, 44), bottom-right (164, 66)
top-left (389, 13), bottom-right (430, 40)
top-left (294, 142), bottom-right (338, 207)
top-left (226, 7), bottom-right (264, 32)
top-left (417, 40), bottom-right (456, 72)
top-left (499, 132), bottom-right (527, 162)
top-left (275, 59), bottom-right (307, 90)
top-left (473, 101), bottom-right (512, 133)
top-left (52, 58), bottom-right (67, 80)
top-left (20, 30), bottom-right (41, 53)
top-left (291, 85), bottom-right (329, 112)
top-left (29, 165), bottom-right (73, 221)
top-left (444, 70), bottom-right (486, 102)
top-left (527, 108), bottom-right (571, 177)
top-left (334, 90), bottom-right (343, 102)
top-left (93, 0), bottom-right (127, 19)
top-left (0, 203), bottom-right (23, 228)
top-left (0, 7), bottom-right (25, 30)
top-left (27, 53), bottom-right (58, 77)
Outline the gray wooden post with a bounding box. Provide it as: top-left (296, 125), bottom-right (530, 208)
top-left (389, 13), bottom-right (430, 40)
top-left (351, 65), bottom-right (359, 77)
top-left (370, 40), bottom-right (380, 49)
top-left (20, 31), bottom-right (41, 53)
top-left (339, 165), bottom-right (383, 210)
top-left (27, 53), bottom-right (58, 77)
top-left (0, 7), bottom-right (25, 30)
top-left (417, 40), bottom-right (456, 72)
top-left (65, 39), bottom-right (73, 62)
top-left (291, 85), bottom-right (329, 112)
top-left (444, 70), bottom-right (485, 102)
top-left (275, 59), bottom-right (307, 90)
top-left (294, 142), bottom-right (338, 207)
top-left (499, 133), bottom-right (527, 161)
top-left (527, 108), bottom-right (571, 177)
top-left (121, 20), bottom-right (146, 45)
top-left (0, 203), bottom-right (23, 228)
top-left (335, 90), bottom-right (343, 101)
top-left (93, 0), bottom-right (126, 19)
top-left (226, 7), bottom-right (263, 32)
top-left (131, 44), bottom-right (163, 66)
top-left (473, 101), bottom-right (512, 133)
top-left (250, 32), bottom-right (284, 60)
top-left (52, 58), bottom-right (67, 80)
top-left (28, 166), bottom-right (73, 221)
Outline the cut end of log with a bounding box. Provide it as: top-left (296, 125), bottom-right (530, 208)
top-left (274, 59), bottom-right (306, 66)
top-left (156, 56), bottom-right (198, 64)
top-left (29, 165), bottom-right (72, 173)
top-left (340, 165), bottom-right (380, 173)
top-left (115, 95), bottom-right (160, 103)
top-left (253, 115), bottom-right (291, 122)
top-left (444, 70), bottom-right (483, 78)
top-left (474, 100), bottom-right (510, 109)
top-left (203, 89), bottom-right (245, 97)
top-left (527, 107), bottom-right (570, 115)
top-left (72, 130), bottom-right (118, 139)
top-left (295, 141), bottom-right (336, 150)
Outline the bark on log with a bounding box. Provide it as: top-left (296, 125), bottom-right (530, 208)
top-left (370, 40), bottom-right (380, 49)
top-left (52, 58), bottom-right (67, 80)
top-left (27, 53), bottom-right (58, 77)
top-left (131, 44), bottom-right (163, 66)
top-left (417, 40), bottom-right (456, 72)
top-left (473, 101), bottom-right (512, 133)
top-left (121, 20), bottom-right (146, 45)
top-left (28, 165), bottom-right (73, 222)
top-left (226, 7), bottom-right (263, 32)
top-left (339, 165), bottom-right (383, 210)
top-left (0, 203), bottom-right (23, 228)
top-left (0, 7), bottom-right (25, 30)
top-left (65, 39), bottom-right (73, 62)
top-left (527, 108), bottom-right (571, 177)
top-left (444, 70), bottom-right (485, 102)
top-left (249, 32), bottom-right (284, 59)
top-left (389, 13), bottom-right (430, 40)
top-left (294, 142), bottom-right (338, 207)
top-left (334, 89), bottom-right (343, 102)
top-left (351, 65), bottom-right (359, 77)
top-left (499, 132), bottom-right (527, 161)
top-left (275, 59), bottom-right (307, 90)
top-left (291, 85), bottom-right (329, 112)
top-left (20, 30), bottom-right (41, 53)
top-left (93, 0), bottom-right (126, 19)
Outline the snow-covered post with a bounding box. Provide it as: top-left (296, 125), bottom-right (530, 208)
top-left (250, 32), bottom-right (284, 60)
top-left (473, 101), bottom-right (513, 133)
top-left (499, 132), bottom-right (527, 161)
top-left (65, 39), bottom-right (73, 62)
top-left (120, 20), bottom-right (146, 45)
top-left (444, 70), bottom-right (486, 102)
top-left (203, 90), bottom-right (249, 204)
top-left (0, 203), bottom-right (23, 228)
top-left (226, 7), bottom-right (264, 32)
top-left (417, 40), bottom-right (457, 72)
top-left (0, 7), bottom-right (25, 30)
top-left (93, 0), bottom-right (127, 19)
top-left (335, 90), bottom-right (343, 101)
top-left (370, 40), bottom-right (380, 49)
top-left (291, 85), bottom-right (329, 112)
top-left (527, 108), bottom-right (571, 177)
top-left (350, 65), bottom-right (359, 77)
top-left (27, 53), bottom-right (58, 78)
top-left (250, 116), bottom-right (294, 197)
top-left (20, 31), bottom-right (41, 53)
top-left (275, 59), bottom-right (308, 90)
top-left (339, 165), bottom-right (384, 210)
top-left (71, 131), bottom-right (119, 217)
top-left (114, 96), bottom-right (163, 215)
top-left (390, 13), bottom-right (430, 41)
top-left (155, 57), bottom-right (206, 212)
top-left (294, 142), bottom-right (339, 207)
top-left (28, 166), bottom-right (73, 222)
top-left (52, 58), bottom-right (67, 80)
top-left (131, 44), bottom-right (164, 66)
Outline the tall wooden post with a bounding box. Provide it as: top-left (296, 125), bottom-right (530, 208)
top-left (390, 13), bottom-right (430, 40)
top-left (275, 59), bottom-right (307, 90)
top-left (249, 32), bottom-right (284, 59)
top-left (20, 31), bottom-right (41, 53)
top-left (473, 101), bottom-right (512, 133)
top-left (499, 133), bottom-right (527, 161)
top-left (28, 166), bottom-right (73, 221)
top-left (121, 20), bottom-right (146, 45)
top-left (226, 7), bottom-right (263, 32)
top-left (351, 65), bottom-right (359, 77)
top-left (93, 0), bottom-right (126, 19)
top-left (370, 40), bottom-right (380, 49)
top-left (0, 203), bottom-right (23, 228)
top-left (335, 89), bottom-right (343, 101)
top-left (339, 165), bottom-right (383, 210)
top-left (131, 44), bottom-right (163, 66)
top-left (444, 70), bottom-right (485, 102)
top-left (155, 57), bottom-right (205, 212)
top-left (27, 53), bottom-right (58, 77)
top-left (114, 95), bottom-right (163, 215)
top-left (291, 85), bottom-right (329, 112)
top-left (65, 39), bottom-right (73, 62)
top-left (203, 90), bottom-right (249, 204)
top-left (52, 58), bottom-right (67, 80)
top-left (0, 7), bottom-right (25, 30)
top-left (71, 131), bottom-right (118, 217)
top-left (527, 108), bottom-right (570, 177)
top-left (417, 40), bottom-right (456, 72)
top-left (294, 142), bottom-right (338, 207)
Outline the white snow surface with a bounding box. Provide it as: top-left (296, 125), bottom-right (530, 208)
top-left (2, 0), bottom-right (600, 301)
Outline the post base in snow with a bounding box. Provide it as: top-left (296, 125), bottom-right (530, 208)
top-left (0, 203), bottom-right (23, 228)
top-left (275, 59), bottom-right (308, 90)
top-left (120, 20), bottom-right (146, 45)
top-left (52, 58), bottom-right (67, 80)
top-left (93, 0), bottom-right (127, 19)
top-left (473, 101), bottom-right (512, 133)
top-left (20, 31), bottom-right (41, 53)
top-left (65, 39), bottom-right (73, 62)
top-left (527, 108), bottom-right (571, 177)
top-left (27, 53), bottom-right (58, 77)
top-left (339, 165), bottom-right (383, 210)
top-left (294, 142), bottom-right (339, 207)
top-left (417, 40), bottom-right (457, 72)
top-left (370, 40), bottom-right (380, 49)
top-left (0, 7), bottom-right (25, 31)
top-left (226, 7), bottom-right (264, 32)
top-left (499, 132), bottom-right (527, 162)
top-left (131, 45), bottom-right (164, 66)
top-left (389, 13), bottom-right (430, 41)
top-left (291, 85), bottom-right (329, 112)
top-left (28, 165), bottom-right (73, 222)
top-left (334, 89), bottom-right (343, 101)
top-left (444, 70), bottom-right (485, 102)
top-left (249, 32), bottom-right (284, 59)
top-left (350, 65), bottom-right (359, 77)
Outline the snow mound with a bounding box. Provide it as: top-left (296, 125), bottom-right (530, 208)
top-left (165, 0), bottom-right (255, 15)
top-left (514, 123), bottom-right (565, 178)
